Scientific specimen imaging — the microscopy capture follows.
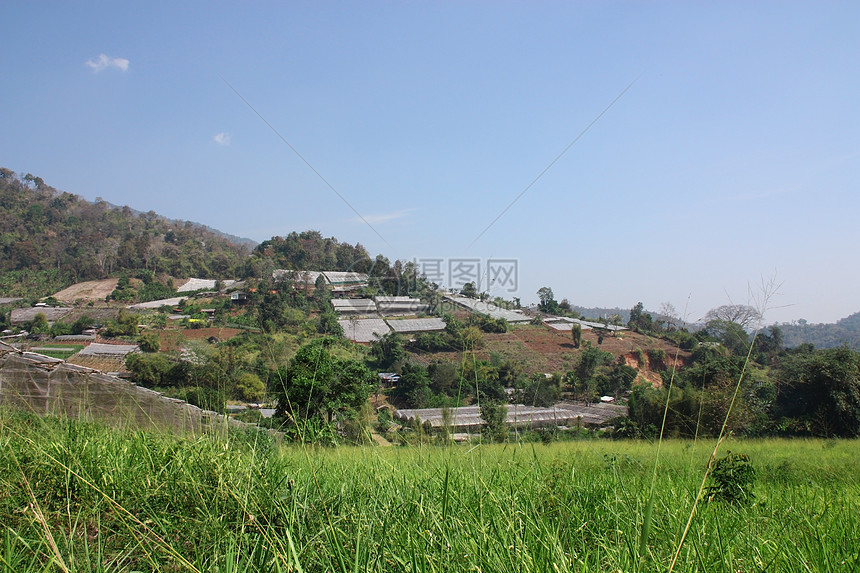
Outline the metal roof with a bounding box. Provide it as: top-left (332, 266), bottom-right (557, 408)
top-left (176, 278), bottom-right (237, 292)
top-left (128, 297), bottom-right (187, 310)
top-left (396, 401), bottom-right (626, 429)
top-left (338, 318), bottom-right (391, 343)
top-left (10, 307), bottom-right (73, 324)
top-left (321, 271), bottom-right (369, 285)
top-left (544, 317), bottom-right (593, 331)
top-left (77, 343), bottom-right (139, 357)
top-left (331, 299), bottom-right (377, 313)
top-left (386, 317), bottom-right (446, 333)
top-left (444, 296), bottom-right (532, 323)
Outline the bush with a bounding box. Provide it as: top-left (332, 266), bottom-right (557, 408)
top-left (705, 451), bottom-right (756, 505)
top-left (138, 332), bottom-right (161, 353)
top-left (234, 372), bottom-right (266, 402)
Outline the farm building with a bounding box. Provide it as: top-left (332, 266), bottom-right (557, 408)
top-left (272, 270), bottom-right (369, 294)
top-left (176, 278), bottom-right (237, 292)
top-left (386, 317), bottom-right (446, 334)
top-left (339, 318), bottom-right (391, 343)
top-left (11, 307), bottom-right (73, 325)
top-left (374, 296), bottom-right (429, 315)
top-left (395, 401), bottom-right (626, 430)
top-left (444, 296), bottom-right (531, 323)
top-left (331, 299), bottom-right (377, 315)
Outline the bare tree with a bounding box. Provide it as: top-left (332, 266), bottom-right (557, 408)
top-left (702, 304), bottom-right (762, 330)
top-left (659, 301), bottom-right (680, 330)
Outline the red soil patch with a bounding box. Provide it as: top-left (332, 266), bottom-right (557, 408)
top-left (408, 323), bottom-right (689, 387)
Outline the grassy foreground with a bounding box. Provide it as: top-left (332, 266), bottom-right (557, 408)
top-left (1, 409), bottom-right (858, 572)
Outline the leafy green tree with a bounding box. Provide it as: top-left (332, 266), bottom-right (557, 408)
top-left (125, 352), bottom-right (172, 387)
top-left (537, 287), bottom-right (559, 314)
top-left (480, 399), bottom-right (508, 443)
top-left (137, 332), bottom-right (161, 353)
top-left (275, 337), bottom-right (375, 424)
top-left (628, 302), bottom-right (654, 332)
top-left (460, 282), bottom-right (478, 298)
top-left (235, 372), bottom-right (266, 402)
top-left (775, 346), bottom-right (860, 437)
top-left (369, 332), bottom-right (404, 370)
top-left (703, 319), bottom-right (751, 356)
top-left (29, 312), bottom-right (49, 334)
top-left (520, 373), bottom-right (561, 407)
top-left (317, 311), bottom-right (343, 336)
top-left (571, 323), bottom-right (582, 348)
top-left (392, 362), bottom-right (433, 408)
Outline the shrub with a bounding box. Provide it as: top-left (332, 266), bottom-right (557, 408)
top-left (138, 332), bottom-right (161, 353)
top-left (234, 372), bottom-right (266, 402)
top-left (705, 451), bottom-right (756, 505)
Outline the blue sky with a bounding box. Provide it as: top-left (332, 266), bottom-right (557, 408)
top-left (2, 2), bottom-right (858, 324)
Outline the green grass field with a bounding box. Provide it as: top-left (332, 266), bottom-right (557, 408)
top-left (1, 408), bottom-right (857, 572)
top-left (28, 345), bottom-right (85, 360)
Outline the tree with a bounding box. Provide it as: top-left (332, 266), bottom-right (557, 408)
top-left (275, 337), bottom-right (375, 424)
top-left (138, 332), bottom-right (161, 353)
top-left (704, 319), bottom-right (751, 356)
top-left (775, 346), bottom-right (860, 437)
top-left (703, 304), bottom-right (762, 331)
top-left (235, 372), bottom-right (266, 402)
top-left (571, 323), bottom-right (582, 348)
top-left (460, 282), bottom-right (478, 298)
top-left (537, 287), bottom-right (559, 314)
top-left (628, 302), bottom-right (654, 332)
top-left (479, 399), bottom-right (508, 443)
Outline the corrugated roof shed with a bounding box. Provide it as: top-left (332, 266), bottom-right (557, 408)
top-left (444, 296), bottom-right (531, 323)
top-left (339, 318), bottom-right (391, 342)
top-left (395, 401), bottom-right (626, 429)
top-left (544, 317), bottom-right (593, 331)
top-left (128, 297), bottom-right (187, 310)
top-left (77, 343), bottom-right (139, 357)
top-left (10, 307), bottom-right (73, 324)
top-left (331, 299), bottom-right (377, 313)
top-left (176, 278), bottom-right (236, 292)
top-left (322, 271), bottom-right (368, 285)
top-left (374, 296), bottom-right (429, 315)
top-left (273, 270), bottom-right (324, 284)
top-left (386, 317), bottom-right (446, 333)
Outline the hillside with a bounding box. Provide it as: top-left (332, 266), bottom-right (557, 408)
top-left (777, 311), bottom-right (860, 350)
top-left (0, 168), bottom-right (251, 297)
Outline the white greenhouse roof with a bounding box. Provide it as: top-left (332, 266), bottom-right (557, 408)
top-left (395, 401), bottom-right (626, 429)
top-left (331, 299), bottom-right (377, 313)
top-left (176, 278), bottom-right (237, 292)
top-left (128, 297), bottom-right (187, 310)
top-left (444, 296), bottom-right (531, 323)
top-left (339, 318), bottom-right (391, 343)
top-left (77, 343), bottom-right (139, 357)
top-left (386, 317), bottom-right (446, 333)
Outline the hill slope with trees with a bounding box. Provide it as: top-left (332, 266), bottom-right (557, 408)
top-left (776, 312), bottom-right (860, 350)
top-left (0, 168), bottom-right (252, 296)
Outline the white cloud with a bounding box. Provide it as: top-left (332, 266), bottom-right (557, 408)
top-left (356, 208), bottom-right (416, 225)
top-left (213, 132), bottom-right (231, 146)
top-left (85, 54), bottom-right (130, 73)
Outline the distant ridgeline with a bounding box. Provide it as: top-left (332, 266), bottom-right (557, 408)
top-left (777, 311), bottom-right (860, 350)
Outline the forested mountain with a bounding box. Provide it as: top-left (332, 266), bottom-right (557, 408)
top-left (0, 169), bottom-right (406, 298)
top-left (0, 168), bottom-right (251, 296)
top-left (777, 312), bottom-right (860, 350)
